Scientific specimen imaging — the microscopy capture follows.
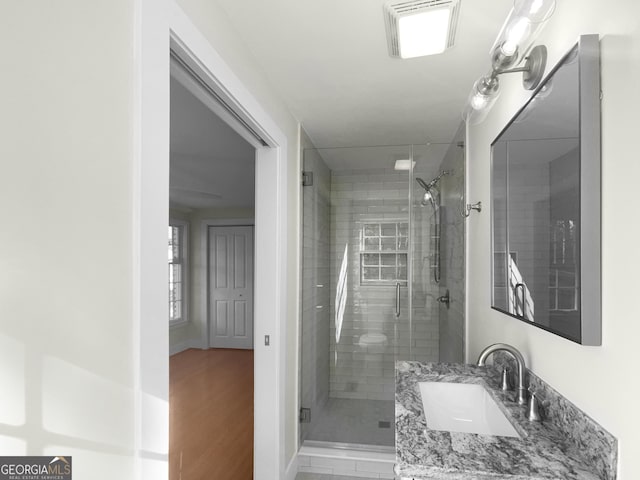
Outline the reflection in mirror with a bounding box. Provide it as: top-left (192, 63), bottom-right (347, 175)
top-left (490, 35), bottom-right (601, 345)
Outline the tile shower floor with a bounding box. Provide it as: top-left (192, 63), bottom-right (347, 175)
top-left (306, 398), bottom-right (395, 446)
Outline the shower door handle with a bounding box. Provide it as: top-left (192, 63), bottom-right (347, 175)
top-left (395, 282), bottom-right (401, 318)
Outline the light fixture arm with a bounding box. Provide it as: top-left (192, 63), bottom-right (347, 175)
top-left (494, 66), bottom-right (530, 75)
top-left (487, 44), bottom-right (548, 91)
top-left (514, 44), bottom-right (547, 90)
top-left (491, 42), bottom-right (520, 71)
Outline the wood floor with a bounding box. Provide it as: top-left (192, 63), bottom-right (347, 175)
top-left (170, 348), bottom-right (254, 480)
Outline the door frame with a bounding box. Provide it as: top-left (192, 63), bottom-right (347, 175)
top-left (134, 1), bottom-right (289, 478)
top-left (202, 219), bottom-right (255, 349)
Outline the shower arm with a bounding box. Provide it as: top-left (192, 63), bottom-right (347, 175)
top-left (416, 170), bottom-right (451, 194)
top-left (430, 170), bottom-right (449, 187)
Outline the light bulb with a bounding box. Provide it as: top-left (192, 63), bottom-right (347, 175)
top-left (470, 93), bottom-right (488, 110)
top-left (463, 76), bottom-right (501, 125)
top-left (502, 17), bottom-right (531, 56)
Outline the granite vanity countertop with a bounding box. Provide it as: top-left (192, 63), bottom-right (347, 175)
top-left (395, 361), bottom-right (601, 480)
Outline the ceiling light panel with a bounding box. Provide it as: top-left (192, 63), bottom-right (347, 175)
top-left (394, 159), bottom-right (415, 170)
top-left (384, 0), bottom-right (460, 59)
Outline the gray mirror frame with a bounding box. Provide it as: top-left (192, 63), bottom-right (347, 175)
top-left (490, 34), bottom-right (602, 345)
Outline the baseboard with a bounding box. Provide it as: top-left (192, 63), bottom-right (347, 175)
top-left (169, 338), bottom-right (207, 356)
top-left (284, 453), bottom-right (298, 480)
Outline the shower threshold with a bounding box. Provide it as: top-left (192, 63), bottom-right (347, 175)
top-left (298, 440), bottom-right (396, 477)
top-left (302, 439), bottom-right (395, 454)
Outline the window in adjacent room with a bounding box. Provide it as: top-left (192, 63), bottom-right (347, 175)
top-left (168, 221), bottom-right (188, 324)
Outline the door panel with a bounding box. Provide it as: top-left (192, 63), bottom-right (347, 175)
top-left (216, 301), bottom-right (228, 336)
top-left (208, 226), bottom-right (254, 349)
top-left (234, 302), bottom-right (247, 336)
top-left (234, 235), bottom-right (247, 288)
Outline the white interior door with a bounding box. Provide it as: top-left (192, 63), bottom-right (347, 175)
top-left (208, 226), bottom-right (254, 349)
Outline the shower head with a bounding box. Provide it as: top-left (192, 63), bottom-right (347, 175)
top-left (415, 171), bottom-right (450, 208)
top-left (415, 178), bottom-right (438, 208)
top-left (421, 189), bottom-right (436, 208)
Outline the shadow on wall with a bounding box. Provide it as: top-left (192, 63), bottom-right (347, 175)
top-left (0, 332), bottom-right (167, 478)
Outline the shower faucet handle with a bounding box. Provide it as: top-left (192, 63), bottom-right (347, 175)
top-left (436, 290), bottom-right (450, 309)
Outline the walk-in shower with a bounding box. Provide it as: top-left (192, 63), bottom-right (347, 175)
top-left (299, 139), bottom-right (466, 452)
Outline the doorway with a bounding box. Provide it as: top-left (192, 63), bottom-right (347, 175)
top-left (169, 50), bottom-right (257, 479)
top-left (137, 7), bottom-right (289, 477)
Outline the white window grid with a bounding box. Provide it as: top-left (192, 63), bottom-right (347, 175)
top-left (359, 221), bottom-right (408, 285)
top-left (169, 221), bottom-right (188, 324)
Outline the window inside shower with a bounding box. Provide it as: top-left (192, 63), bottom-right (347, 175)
top-left (360, 221), bottom-right (408, 285)
top-left (299, 141), bottom-right (466, 449)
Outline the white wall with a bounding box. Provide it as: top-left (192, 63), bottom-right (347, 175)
top-left (0, 1), bottom-right (138, 478)
top-left (466, 0), bottom-right (640, 478)
top-left (174, 0), bottom-right (302, 466)
top-left (1, 0), bottom-right (301, 477)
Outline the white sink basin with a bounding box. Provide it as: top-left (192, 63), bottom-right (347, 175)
top-left (418, 382), bottom-right (521, 438)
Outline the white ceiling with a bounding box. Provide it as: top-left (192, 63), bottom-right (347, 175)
top-left (313, 143), bottom-right (452, 172)
top-left (170, 77), bottom-right (255, 210)
top-left (214, 0), bottom-right (513, 147)
top-left (169, 0), bottom-right (515, 208)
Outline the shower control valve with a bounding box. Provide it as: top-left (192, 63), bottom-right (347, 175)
top-left (437, 290), bottom-right (450, 309)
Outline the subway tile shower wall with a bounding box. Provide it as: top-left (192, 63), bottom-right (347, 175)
top-left (328, 167), bottom-right (439, 401)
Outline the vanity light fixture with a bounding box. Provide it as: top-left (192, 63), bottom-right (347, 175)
top-left (463, 0), bottom-right (556, 124)
top-left (383, 0), bottom-right (461, 59)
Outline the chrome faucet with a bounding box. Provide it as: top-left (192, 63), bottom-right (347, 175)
top-left (477, 343), bottom-right (527, 405)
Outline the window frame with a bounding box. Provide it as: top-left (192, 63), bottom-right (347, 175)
top-left (359, 220), bottom-right (409, 286)
top-left (169, 219), bottom-right (189, 327)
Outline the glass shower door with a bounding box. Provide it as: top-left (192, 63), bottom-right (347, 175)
top-left (298, 137), bottom-right (466, 449)
top-left (299, 145), bottom-right (411, 447)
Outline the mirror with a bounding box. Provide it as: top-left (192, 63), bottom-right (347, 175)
top-left (491, 35), bottom-right (601, 345)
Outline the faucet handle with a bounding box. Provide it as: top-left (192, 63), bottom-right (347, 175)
top-left (527, 390), bottom-right (542, 422)
top-left (500, 367), bottom-right (512, 391)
